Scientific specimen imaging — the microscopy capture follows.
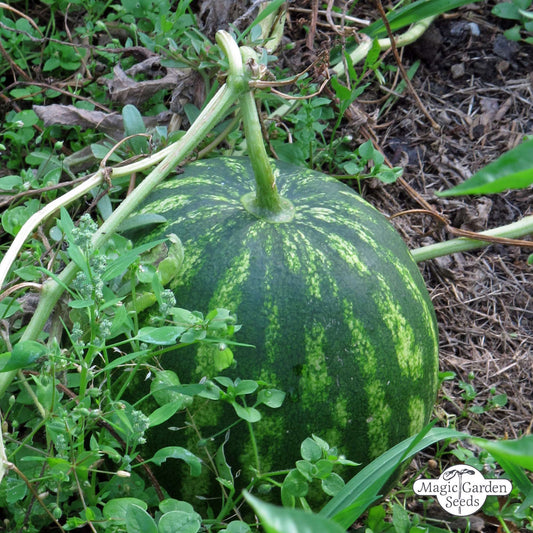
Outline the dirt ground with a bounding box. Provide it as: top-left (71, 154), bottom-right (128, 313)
top-left (274, 1), bottom-right (533, 442)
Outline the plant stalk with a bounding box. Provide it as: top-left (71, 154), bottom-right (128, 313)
top-left (411, 215), bottom-right (533, 262)
top-left (228, 37), bottom-right (295, 222)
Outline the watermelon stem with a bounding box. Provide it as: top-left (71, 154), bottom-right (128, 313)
top-left (239, 90), bottom-right (295, 223)
top-left (216, 31), bottom-right (295, 223)
top-left (411, 214), bottom-right (533, 262)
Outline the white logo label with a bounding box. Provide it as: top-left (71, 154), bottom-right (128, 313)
top-left (413, 465), bottom-right (512, 516)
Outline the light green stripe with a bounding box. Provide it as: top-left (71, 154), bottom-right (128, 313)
top-left (388, 259), bottom-right (439, 354)
top-left (300, 322), bottom-right (331, 406)
top-left (343, 299), bottom-right (391, 458)
top-left (326, 233), bottom-right (371, 276)
top-left (139, 194), bottom-right (193, 215)
top-left (210, 247), bottom-right (252, 310)
top-left (374, 275), bottom-right (423, 379)
top-left (408, 396), bottom-right (427, 435)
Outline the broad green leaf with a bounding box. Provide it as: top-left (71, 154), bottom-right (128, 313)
top-left (234, 379), bottom-right (258, 396)
top-left (122, 104), bottom-right (149, 154)
top-left (158, 510), bottom-right (201, 533)
top-left (437, 138), bottom-right (533, 196)
top-left (322, 473), bottom-right (345, 497)
top-left (148, 446), bottom-right (202, 477)
top-left (103, 498), bottom-right (147, 521)
top-left (257, 388), bottom-right (285, 408)
top-left (244, 492), bottom-right (345, 533)
top-left (125, 504), bottom-right (157, 533)
top-left (159, 499), bottom-right (195, 514)
top-left (4, 475), bottom-right (27, 504)
top-left (232, 403), bottom-right (261, 423)
top-left (102, 239), bottom-right (166, 281)
top-left (281, 469), bottom-right (308, 507)
top-left (118, 213), bottom-right (167, 233)
top-left (472, 435), bottom-right (533, 471)
top-left (238, 0), bottom-right (286, 41)
top-left (135, 326), bottom-right (186, 345)
top-left (221, 522), bottom-right (251, 533)
top-left (320, 426), bottom-right (468, 528)
top-left (492, 2), bottom-right (522, 20)
top-left (0, 340), bottom-right (46, 372)
top-left (150, 370), bottom-right (193, 408)
top-left (148, 399), bottom-right (186, 427)
top-left (301, 437), bottom-right (323, 463)
top-left (364, 0), bottom-right (482, 38)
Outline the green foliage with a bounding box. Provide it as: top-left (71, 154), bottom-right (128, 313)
top-left (438, 137), bottom-right (533, 196)
top-left (1, 1), bottom-right (532, 531)
top-left (492, 0), bottom-right (533, 43)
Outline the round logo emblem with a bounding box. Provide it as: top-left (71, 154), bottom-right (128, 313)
top-left (413, 465), bottom-right (512, 516)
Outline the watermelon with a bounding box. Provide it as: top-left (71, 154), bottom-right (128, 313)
top-left (131, 156), bottom-right (439, 500)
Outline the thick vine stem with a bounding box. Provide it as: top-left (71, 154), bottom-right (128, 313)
top-left (411, 215), bottom-right (533, 262)
top-left (232, 36), bottom-right (295, 222)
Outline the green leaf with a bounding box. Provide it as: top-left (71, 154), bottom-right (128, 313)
top-left (234, 379), bottom-right (258, 396)
top-left (159, 499), bottom-right (195, 514)
top-left (301, 437), bottom-right (323, 463)
top-left (215, 436), bottom-right (234, 486)
top-left (102, 239), bottom-right (167, 281)
top-left (150, 370), bottom-right (193, 407)
top-left (0, 340), bottom-right (46, 372)
top-left (123, 104), bottom-right (149, 154)
top-left (492, 2), bottom-right (522, 20)
top-left (392, 503), bottom-right (410, 533)
top-left (214, 345), bottom-right (234, 372)
top-left (320, 426), bottom-right (468, 528)
top-left (364, 0), bottom-right (481, 37)
top-left (135, 326), bottom-right (186, 345)
top-left (148, 446), bottom-right (202, 476)
top-left (1, 199), bottom-right (41, 236)
top-left (4, 475), bottom-right (27, 504)
top-left (321, 473), bottom-right (345, 497)
top-left (118, 213), bottom-right (167, 233)
top-left (148, 400), bottom-right (186, 427)
top-left (158, 510), bottom-right (201, 533)
top-left (125, 504), bottom-right (158, 533)
top-left (232, 403), bottom-right (261, 423)
top-left (244, 491), bottom-right (346, 533)
top-left (238, 0), bottom-right (286, 41)
top-left (437, 138), bottom-right (533, 196)
top-left (103, 498), bottom-right (147, 521)
top-left (281, 469), bottom-right (308, 507)
top-left (221, 522), bottom-right (251, 533)
top-left (257, 388), bottom-right (285, 409)
top-left (472, 435), bottom-right (533, 471)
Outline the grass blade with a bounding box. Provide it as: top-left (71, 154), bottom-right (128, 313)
top-left (364, 0), bottom-right (482, 38)
top-left (319, 427), bottom-right (468, 529)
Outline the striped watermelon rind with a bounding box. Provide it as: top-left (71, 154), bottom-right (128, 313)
top-left (131, 156), bottom-right (439, 499)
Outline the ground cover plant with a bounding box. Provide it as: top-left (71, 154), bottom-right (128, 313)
top-left (0, 1), bottom-right (532, 532)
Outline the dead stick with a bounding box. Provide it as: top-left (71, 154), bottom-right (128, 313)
top-left (373, 0), bottom-right (440, 130)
